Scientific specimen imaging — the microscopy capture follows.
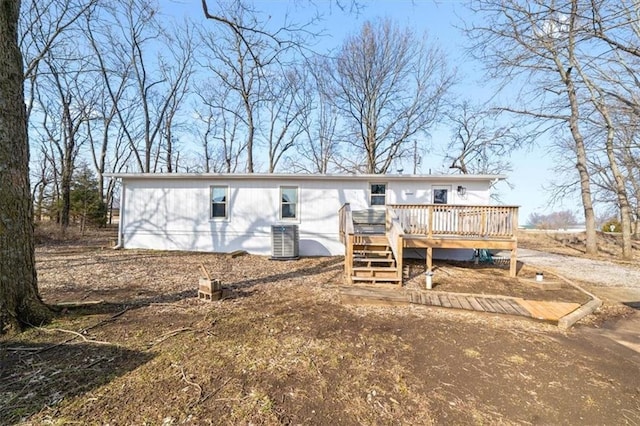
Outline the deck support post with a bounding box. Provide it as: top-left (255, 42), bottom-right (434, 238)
top-left (346, 234), bottom-right (354, 284)
top-left (509, 246), bottom-right (517, 278)
top-left (396, 236), bottom-right (404, 288)
top-left (426, 246), bottom-right (433, 272)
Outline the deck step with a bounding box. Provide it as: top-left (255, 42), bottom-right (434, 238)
top-left (353, 257), bottom-right (395, 264)
top-left (353, 243), bottom-right (390, 249)
top-left (354, 249), bottom-right (392, 256)
top-left (353, 253), bottom-right (394, 261)
top-left (351, 276), bottom-right (402, 283)
top-left (352, 267), bottom-right (398, 279)
top-left (353, 236), bottom-right (388, 245)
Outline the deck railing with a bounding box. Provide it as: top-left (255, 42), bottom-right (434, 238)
top-left (338, 203), bottom-right (354, 244)
top-left (385, 206), bottom-right (405, 285)
top-left (388, 204), bottom-right (518, 239)
top-left (339, 203), bottom-right (355, 283)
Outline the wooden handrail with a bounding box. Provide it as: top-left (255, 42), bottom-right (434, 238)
top-left (388, 204), bottom-right (519, 238)
top-left (339, 203), bottom-right (355, 284)
top-left (386, 206), bottom-right (405, 286)
top-left (338, 203), bottom-right (354, 244)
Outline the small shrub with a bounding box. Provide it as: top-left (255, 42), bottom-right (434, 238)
top-left (601, 219), bottom-right (621, 233)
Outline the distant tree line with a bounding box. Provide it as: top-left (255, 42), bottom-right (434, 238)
top-left (527, 210), bottom-right (578, 230)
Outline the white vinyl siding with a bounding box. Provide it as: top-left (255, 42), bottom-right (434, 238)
top-left (119, 175), bottom-right (496, 256)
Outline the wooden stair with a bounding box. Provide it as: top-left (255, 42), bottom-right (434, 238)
top-left (350, 236), bottom-right (400, 285)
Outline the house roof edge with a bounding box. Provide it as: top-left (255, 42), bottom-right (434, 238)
top-left (104, 172), bottom-right (507, 182)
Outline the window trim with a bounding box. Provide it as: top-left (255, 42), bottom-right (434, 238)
top-left (369, 182), bottom-right (387, 207)
top-left (432, 185), bottom-right (450, 205)
top-left (210, 185), bottom-right (229, 220)
top-left (279, 186), bottom-right (299, 221)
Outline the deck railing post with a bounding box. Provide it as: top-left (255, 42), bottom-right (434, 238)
top-left (346, 233), bottom-right (354, 284)
top-left (396, 235), bottom-right (404, 287)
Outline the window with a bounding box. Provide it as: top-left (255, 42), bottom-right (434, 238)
top-left (210, 186), bottom-right (228, 219)
top-left (370, 183), bottom-right (386, 206)
top-left (433, 188), bottom-right (448, 204)
top-left (280, 186), bottom-right (298, 219)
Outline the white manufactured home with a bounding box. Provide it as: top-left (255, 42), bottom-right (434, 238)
top-left (107, 173), bottom-right (508, 259)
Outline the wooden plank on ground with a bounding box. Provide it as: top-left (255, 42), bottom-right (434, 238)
top-left (429, 294), bottom-right (442, 307)
top-left (457, 296), bottom-right (473, 311)
top-left (476, 297), bottom-right (495, 313)
top-left (495, 299), bottom-right (521, 316)
top-left (467, 297), bottom-right (485, 312)
top-left (420, 292), bottom-right (428, 305)
top-left (485, 298), bottom-right (507, 314)
top-left (227, 250), bottom-right (247, 258)
top-left (199, 263), bottom-right (211, 280)
top-left (517, 300), bottom-right (581, 321)
top-left (449, 296), bottom-right (463, 309)
top-left (440, 295), bottom-right (453, 308)
top-left (509, 299), bottom-right (532, 317)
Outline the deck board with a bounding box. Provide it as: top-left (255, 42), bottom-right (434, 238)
top-left (496, 299), bottom-right (521, 316)
top-left (476, 297), bottom-right (495, 312)
top-left (337, 286), bottom-right (588, 325)
top-left (458, 297), bottom-right (474, 311)
top-left (517, 300), bottom-right (581, 321)
top-left (440, 295), bottom-right (453, 308)
top-left (466, 297), bottom-right (484, 311)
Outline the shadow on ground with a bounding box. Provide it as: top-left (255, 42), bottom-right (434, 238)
top-left (624, 301), bottom-right (640, 310)
top-left (0, 340), bottom-right (154, 424)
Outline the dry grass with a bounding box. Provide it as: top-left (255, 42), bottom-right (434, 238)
top-left (1, 226), bottom-right (639, 424)
top-left (518, 229), bottom-right (640, 265)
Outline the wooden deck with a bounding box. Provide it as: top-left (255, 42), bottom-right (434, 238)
top-left (339, 203), bottom-right (519, 285)
top-left (338, 286), bottom-right (582, 323)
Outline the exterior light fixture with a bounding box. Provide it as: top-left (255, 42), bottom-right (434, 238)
top-left (457, 185), bottom-right (467, 196)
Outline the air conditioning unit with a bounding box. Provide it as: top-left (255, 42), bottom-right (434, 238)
top-left (271, 225), bottom-right (299, 260)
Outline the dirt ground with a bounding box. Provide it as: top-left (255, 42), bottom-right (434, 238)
top-left (1, 227), bottom-right (639, 425)
top-left (517, 229), bottom-right (639, 266)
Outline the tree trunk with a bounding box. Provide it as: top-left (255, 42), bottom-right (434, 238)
top-left (599, 101), bottom-right (633, 259)
top-left (0, 0), bottom-right (51, 334)
top-left (564, 4), bottom-right (598, 255)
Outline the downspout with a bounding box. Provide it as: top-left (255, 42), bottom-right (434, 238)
top-left (113, 178), bottom-right (124, 250)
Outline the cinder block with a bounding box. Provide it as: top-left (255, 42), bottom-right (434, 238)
top-left (198, 278), bottom-right (222, 301)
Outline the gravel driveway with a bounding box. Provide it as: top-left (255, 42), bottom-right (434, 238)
top-left (517, 249), bottom-right (640, 289)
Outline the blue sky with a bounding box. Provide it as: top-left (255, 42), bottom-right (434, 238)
top-left (165, 0), bottom-right (578, 223)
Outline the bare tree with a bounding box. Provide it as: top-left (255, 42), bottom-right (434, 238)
top-left (33, 41), bottom-right (96, 228)
top-left (199, 2), bottom-right (280, 173)
top-left (329, 18), bottom-right (454, 173)
top-left (158, 24), bottom-right (197, 173)
top-left (576, 65), bottom-right (634, 258)
top-left (466, 0), bottom-right (600, 254)
top-left (445, 101), bottom-right (524, 175)
top-left (194, 86), bottom-right (247, 173)
top-left (19, 0), bottom-right (97, 120)
top-left (291, 60), bottom-right (341, 173)
top-left (89, 0), bottom-right (194, 174)
top-left (0, 0), bottom-right (51, 333)
top-left (261, 65), bottom-right (309, 172)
